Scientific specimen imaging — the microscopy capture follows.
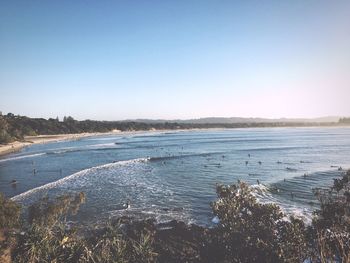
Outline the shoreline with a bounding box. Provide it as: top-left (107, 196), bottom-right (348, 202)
top-left (0, 131), bottom-right (121, 157)
top-left (1, 125), bottom-right (349, 158)
top-left (0, 128), bottom-right (219, 157)
top-left (0, 129), bottom-right (189, 157)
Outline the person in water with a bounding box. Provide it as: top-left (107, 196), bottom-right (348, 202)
top-left (122, 200), bottom-right (131, 209)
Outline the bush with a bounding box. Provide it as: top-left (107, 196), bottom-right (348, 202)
top-left (0, 193), bottom-right (21, 262)
top-left (1, 169), bottom-right (350, 262)
top-left (13, 193), bottom-right (157, 263)
top-left (27, 192), bottom-right (86, 226)
top-left (309, 170), bottom-right (350, 262)
top-left (0, 193), bottom-right (21, 229)
top-left (211, 182), bottom-right (307, 262)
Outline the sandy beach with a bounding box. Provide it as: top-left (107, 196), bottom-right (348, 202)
top-left (0, 129), bottom-right (187, 157)
top-left (0, 132), bottom-right (118, 157)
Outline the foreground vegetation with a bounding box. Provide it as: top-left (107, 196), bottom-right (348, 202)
top-left (1, 170), bottom-right (349, 262)
top-left (0, 112), bottom-right (344, 144)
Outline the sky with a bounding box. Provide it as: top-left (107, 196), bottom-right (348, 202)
top-left (0, 0), bottom-right (349, 120)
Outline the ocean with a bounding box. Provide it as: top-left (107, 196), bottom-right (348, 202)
top-left (1, 127), bottom-right (349, 225)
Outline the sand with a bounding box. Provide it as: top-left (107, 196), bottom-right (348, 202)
top-left (0, 128), bottom-right (202, 157)
top-left (0, 132), bottom-right (115, 157)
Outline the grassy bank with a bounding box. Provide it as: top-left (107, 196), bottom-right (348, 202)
top-left (1, 170), bottom-right (349, 263)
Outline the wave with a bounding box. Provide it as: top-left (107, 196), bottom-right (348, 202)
top-left (149, 152), bottom-right (225, 162)
top-left (0, 153), bottom-right (46, 163)
top-left (250, 183), bottom-right (281, 202)
top-left (46, 145), bottom-right (123, 155)
top-left (250, 183), bottom-right (313, 223)
top-left (270, 169), bottom-right (344, 196)
top-left (0, 143), bottom-right (121, 162)
top-left (240, 146), bottom-right (309, 152)
top-left (11, 157), bottom-right (150, 202)
top-left (88, 142), bottom-right (117, 148)
top-left (123, 137), bottom-right (275, 147)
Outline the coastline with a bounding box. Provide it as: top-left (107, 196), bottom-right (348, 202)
top-left (0, 131), bottom-right (121, 157)
top-left (0, 129), bottom-right (189, 157)
top-left (1, 125), bottom-right (349, 158)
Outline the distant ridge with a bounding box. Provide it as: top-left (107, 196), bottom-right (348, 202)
top-left (123, 116), bottom-right (341, 124)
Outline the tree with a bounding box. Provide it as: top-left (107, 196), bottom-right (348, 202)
top-left (63, 116), bottom-right (75, 123)
top-left (0, 116), bottom-right (12, 143)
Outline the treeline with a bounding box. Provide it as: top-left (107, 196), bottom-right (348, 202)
top-left (0, 112), bottom-right (346, 144)
top-left (1, 170), bottom-right (349, 262)
top-left (339, 117), bottom-right (350, 124)
top-left (0, 113), bottom-right (185, 143)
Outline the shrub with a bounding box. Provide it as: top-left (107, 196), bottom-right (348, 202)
top-left (211, 182), bottom-right (307, 262)
top-left (27, 192), bottom-right (86, 226)
top-left (0, 193), bottom-right (21, 229)
top-left (310, 170), bottom-right (350, 262)
top-left (1, 169), bottom-right (350, 262)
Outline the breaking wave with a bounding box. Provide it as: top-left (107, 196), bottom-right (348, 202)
top-left (11, 157), bottom-right (150, 202)
top-left (0, 153), bottom-right (46, 163)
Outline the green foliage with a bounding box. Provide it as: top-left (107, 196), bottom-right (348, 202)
top-left (0, 193), bottom-right (20, 262)
top-left (28, 192), bottom-right (86, 226)
top-left (0, 193), bottom-right (21, 229)
top-left (0, 113), bottom-right (342, 144)
top-left (212, 182), bottom-right (307, 262)
top-left (13, 193), bottom-right (157, 263)
top-left (14, 222), bottom-right (83, 263)
top-left (0, 116), bottom-right (13, 144)
top-left (1, 170), bottom-right (350, 262)
top-left (84, 221), bottom-right (157, 263)
top-left (85, 223), bottom-right (129, 263)
top-left (13, 192), bottom-right (87, 262)
top-left (310, 170), bottom-right (350, 262)
top-left (14, 218), bottom-right (158, 263)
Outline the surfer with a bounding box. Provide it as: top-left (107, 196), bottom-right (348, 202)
top-left (122, 200), bottom-right (131, 209)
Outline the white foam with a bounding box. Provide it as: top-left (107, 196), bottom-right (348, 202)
top-left (49, 143), bottom-right (118, 154)
top-left (11, 157), bottom-right (150, 202)
top-left (0, 153), bottom-right (46, 163)
top-left (89, 143), bottom-right (116, 148)
top-left (250, 184), bottom-right (314, 224)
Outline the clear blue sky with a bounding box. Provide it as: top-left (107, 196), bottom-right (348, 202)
top-left (1, 0), bottom-right (349, 120)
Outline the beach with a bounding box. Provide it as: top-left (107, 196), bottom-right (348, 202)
top-left (0, 129), bottom-right (186, 157)
top-left (0, 132), bottom-right (118, 157)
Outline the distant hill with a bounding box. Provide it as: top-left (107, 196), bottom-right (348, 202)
top-left (123, 116), bottom-right (341, 124)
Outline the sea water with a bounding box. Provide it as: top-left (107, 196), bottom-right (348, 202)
top-left (0, 127), bottom-right (349, 225)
